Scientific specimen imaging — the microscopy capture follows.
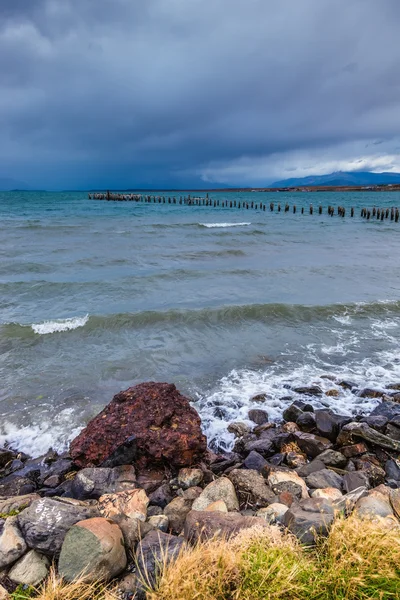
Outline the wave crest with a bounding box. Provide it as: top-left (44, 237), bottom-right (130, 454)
top-left (31, 315), bottom-right (89, 335)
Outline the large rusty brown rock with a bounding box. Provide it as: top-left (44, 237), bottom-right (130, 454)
top-left (70, 382), bottom-right (207, 470)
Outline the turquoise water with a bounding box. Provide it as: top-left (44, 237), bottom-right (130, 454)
top-left (1, 190), bottom-right (400, 455)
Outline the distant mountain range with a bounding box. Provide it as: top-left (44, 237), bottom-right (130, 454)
top-left (271, 171), bottom-right (400, 188)
top-left (0, 177), bottom-right (32, 191)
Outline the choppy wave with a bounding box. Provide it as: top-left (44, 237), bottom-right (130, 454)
top-left (3, 300), bottom-right (400, 338)
top-left (199, 222), bottom-right (251, 228)
top-left (31, 315), bottom-right (89, 334)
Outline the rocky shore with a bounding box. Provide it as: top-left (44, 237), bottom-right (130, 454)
top-left (1, 380), bottom-right (400, 598)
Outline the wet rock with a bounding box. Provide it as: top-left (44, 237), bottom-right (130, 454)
top-left (99, 489), bottom-right (149, 522)
top-left (184, 510), bottom-right (268, 544)
top-left (148, 514), bottom-right (169, 532)
top-left (267, 468), bottom-right (308, 499)
top-left (0, 517), bottom-right (27, 568)
top-left (338, 380), bottom-right (357, 390)
top-left (0, 494), bottom-right (40, 516)
top-left (343, 471), bottom-right (369, 493)
top-left (337, 422), bottom-right (400, 452)
top-left (0, 476), bottom-right (36, 497)
top-left (227, 422), bottom-right (251, 437)
top-left (192, 478), bottom-right (239, 512)
top-left (135, 531), bottom-right (185, 599)
top-left (71, 466), bottom-right (136, 500)
top-left (229, 469), bottom-right (275, 508)
top-left (0, 450), bottom-right (16, 470)
top-left (243, 451), bottom-right (268, 472)
top-left (293, 432), bottom-right (333, 458)
top-left (58, 517), bottom-right (127, 582)
top-left (332, 486), bottom-right (368, 514)
top-left (272, 432), bottom-right (295, 452)
top-left (248, 409), bottom-right (268, 426)
top-left (251, 393), bottom-right (268, 403)
top-left (325, 389), bottom-right (339, 397)
top-left (310, 488), bottom-right (342, 501)
top-left (148, 483), bottom-right (173, 509)
top-left (385, 459), bottom-right (400, 481)
top-left (369, 400), bottom-right (400, 421)
top-left (283, 403), bottom-right (304, 423)
top-left (254, 422), bottom-right (277, 435)
top-left (359, 388), bottom-right (385, 399)
top-left (70, 382), bottom-right (207, 469)
top-left (317, 449), bottom-right (347, 469)
top-left (18, 497), bottom-right (97, 556)
top-left (256, 503), bottom-right (288, 524)
top-left (283, 497), bottom-right (334, 545)
top-left (8, 550), bottom-right (49, 586)
top-left (164, 488), bottom-right (202, 535)
top-left (293, 386), bottom-right (322, 396)
top-left (177, 468), bottom-right (203, 490)
top-left (296, 412), bottom-right (316, 432)
top-left (341, 443), bottom-right (368, 458)
top-left (360, 415), bottom-right (388, 432)
top-left (305, 469), bottom-right (343, 490)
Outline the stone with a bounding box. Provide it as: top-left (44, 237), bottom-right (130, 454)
top-left (164, 489), bottom-right (202, 535)
top-left (325, 389), bottom-right (339, 397)
top-left (354, 492), bottom-right (394, 520)
top-left (389, 489), bottom-right (400, 519)
top-left (8, 550), bottom-right (49, 586)
top-left (314, 410), bottom-right (350, 442)
top-left (283, 403), bottom-right (304, 423)
top-left (254, 422), bottom-right (276, 435)
top-left (192, 478), bottom-right (239, 512)
top-left (359, 388), bottom-right (385, 399)
top-left (18, 497), bottom-right (97, 555)
top-left (148, 483), bottom-right (173, 509)
top-left (297, 459), bottom-right (326, 478)
top-left (58, 517), bottom-right (126, 582)
top-left (248, 409), bottom-right (268, 426)
top-left (243, 451), bottom-right (268, 472)
top-left (0, 517), bottom-right (27, 568)
top-left (101, 435), bottom-right (137, 468)
top-left (286, 451), bottom-right (307, 469)
top-left (0, 494), bottom-right (40, 516)
top-left (135, 531), bottom-right (185, 599)
top-left (227, 422), bottom-right (250, 437)
top-left (311, 488), bottom-right (342, 501)
top-left (71, 465), bottom-right (136, 500)
top-left (337, 422), bottom-right (400, 452)
top-left (332, 486), bottom-right (368, 514)
top-left (267, 469), bottom-right (308, 500)
top-left (209, 453), bottom-right (242, 475)
top-left (228, 469), bottom-right (275, 508)
top-left (341, 443), bottom-right (368, 458)
top-left (184, 510), bottom-right (269, 543)
top-left (283, 497), bottom-right (335, 545)
top-left (305, 469), bottom-right (343, 490)
top-left (343, 471), bottom-right (369, 493)
top-left (243, 438), bottom-right (274, 457)
top-left (147, 515), bottom-right (169, 532)
top-left (293, 386), bottom-right (322, 396)
top-left (0, 450), bottom-right (15, 470)
top-left (99, 489), bottom-right (149, 522)
top-left (205, 500), bottom-right (228, 512)
top-left (338, 380), bottom-right (357, 390)
top-left (386, 424), bottom-right (400, 441)
top-left (70, 382), bottom-right (207, 469)
top-left (360, 415), bottom-right (388, 432)
top-left (296, 412), bottom-right (316, 432)
top-left (251, 393), bottom-right (268, 403)
top-left (282, 422), bottom-right (300, 433)
top-left (177, 468), bottom-right (203, 490)
top-left (147, 505), bottom-right (163, 517)
top-left (0, 477), bottom-right (35, 497)
top-left (385, 459), bottom-right (400, 481)
top-left (135, 470), bottom-right (164, 494)
top-left (256, 503), bottom-right (288, 524)
top-left (354, 458), bottom-right (385, 487)
top-left (317, 449), bottom-right (347, 469)
top-left (293, 432), bottom-right (333, 458)
top-left (369, 400), bottom-right (400, 421)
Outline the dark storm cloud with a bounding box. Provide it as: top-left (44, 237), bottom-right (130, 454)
top-left (1, 0), bottom-right (400, 188)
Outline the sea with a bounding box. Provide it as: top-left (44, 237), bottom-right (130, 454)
top-left (1, 190), bottom-right (400, 457)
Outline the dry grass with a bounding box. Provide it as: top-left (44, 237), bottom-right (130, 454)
top-left (14, 569), bottom-right (118, 600)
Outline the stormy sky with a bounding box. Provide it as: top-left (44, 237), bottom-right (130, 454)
top-left (1, 0), bottom-right (400, 189)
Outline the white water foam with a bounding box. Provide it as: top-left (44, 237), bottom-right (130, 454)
top-left (199, 222), bottom-right (251, 228)
top-left (0, 409), bottom-right (83, 457)
top-left (31, 314), bottom-right (89, 335)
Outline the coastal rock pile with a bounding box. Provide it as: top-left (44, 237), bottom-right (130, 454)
top-left (1, 381), bottom-right (400, 597)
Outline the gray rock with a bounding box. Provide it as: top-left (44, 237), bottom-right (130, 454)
top-left (147, 515), bottom-right (169, 532)
top-left (267, 469), bottom-right (308, 500)
top-left (0, 494), bottom-right (40, 516)
top-left (164, 488), bottom-right (202, 535)
top-left (192, 478), bottom-right (239, 512)
top-left (360, 415), bottom-right (388, 432)
top-left (317, 450), bottom-right (347, 469)
top-left (385, 459), bottom-right (400, 481)
top-left (227, 422), bottom-right (251, 437)
top-left (184, 510), bottom-right (269, 544)
top-left (296, 412), bottom-right (316, 432)
top-left (71, 465), bottom-right (136, 500)
top-left (293, 386), bottom-right (322, 396)
top-left (58, 517), bottom-right (127, 582)
top-left (305, 469), bottom-right (343, 490)
top-left (283, 403), bottom-right (304, 423)
top-left (256, 503), bottom-right (289, 524)
top-left (135, 530), bottom-right (185, 599)
top-left (337, 422), bottom-right (400, 452)
top-left (243, 451), bottom-right (268, 472)
top-left (359, 388), bottom-right (385, 399)
top-left (0, 516), bottom-right (27, 568)
top-left (177, 468), bottom-right (203, 490)
top-left (283, 497), bottom-right (335, 545)
top-left (0, 476), bottom-right (36, 497)
top-left (343, 471), bottom-right (369, 493)
top-left (148, 483), bottom-right (173, 509)
top-left (296, 459), bottom-right (325, 478)
top-left (0, 449), bottom-right (15, 469)
top-left (354, 492), bottom-right (394, 519)
top-left (332, 486), bottom-right (368, 514)
top-left (101, 435), bottom-right (137, 468)
top-left (243, 438), bottom-right (274, 457)
top-left (314, 410), bottom-right (351, 442)
top-left (229, 469), bottom-right (275, 508)
top-left (251, 393), bottom-right (268, 403)
top-left (248, 409), bottom-right (269, 425)
top-left (386, 424), bottom-right (400, 441)
top-left (18, 497), bottom-right (98, 555)
top-left (8, 550), bottom-right (50, 586)
top-left (293, 431), bottom-right (333, 458)
top-left (369, 400), bottom-right (400, 421)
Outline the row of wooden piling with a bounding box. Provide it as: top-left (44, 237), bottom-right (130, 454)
top-left (88, 192), bottom-right (400, 221)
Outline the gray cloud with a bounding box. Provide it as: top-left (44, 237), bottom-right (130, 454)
top-left (0, 0), bottom-right (400, 188)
